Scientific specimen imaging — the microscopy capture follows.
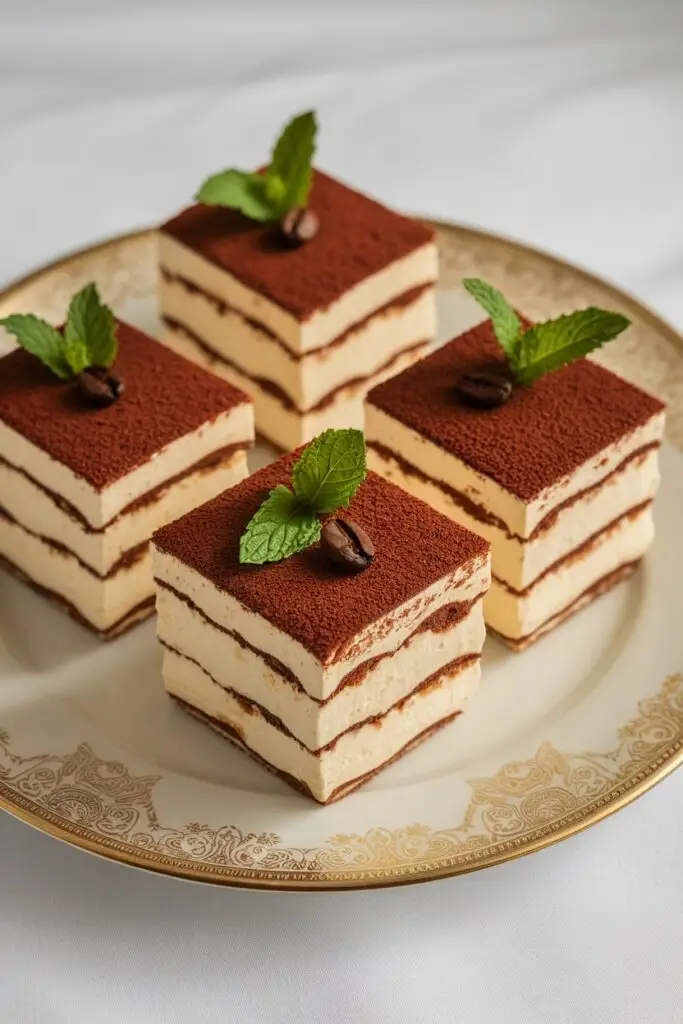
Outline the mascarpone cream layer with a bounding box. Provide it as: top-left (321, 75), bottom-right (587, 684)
top-left (0, 404), bottom-right (253, 529)
top-left (0, 515), bottom-right (152, 630)
top-left (163, 648), bottom-right (480, 803)
top-left (165, 325), bottom-right (427, 450)
top-left (160, 277), bottom-right (435, 410)
top-left (365, 403), bottom-right (665, 538)
top-left (151, 546), bottom-right (490, 701)
top-left (159, 231), bottom-right (438, 355)
top-left (368, 443), bottom-right (660, 589)
top-left (156, 586), bottom-right (485, 750)
top-left (0, 451), bottom-right (248, 575)
top-left (485, 504), bottom-right (654, 640)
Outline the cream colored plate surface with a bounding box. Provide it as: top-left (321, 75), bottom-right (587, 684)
top-left (0, 224), bottom-right (681, 890)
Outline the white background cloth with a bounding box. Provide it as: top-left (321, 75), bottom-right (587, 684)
top-left (1, 1), bottom-right (682, 1021)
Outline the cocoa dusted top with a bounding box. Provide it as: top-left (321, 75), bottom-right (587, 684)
top-left (153, 456), bottom-right (489, 665)
top-left (161, 170), bottom-right (435, 321)
top-left (0, 320), bottom-right (251, 490)
top-left (367, 320), bottom-right (666, 502)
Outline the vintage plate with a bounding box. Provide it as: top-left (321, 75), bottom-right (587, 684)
top-left (1, 224), bottom-right (682, 890)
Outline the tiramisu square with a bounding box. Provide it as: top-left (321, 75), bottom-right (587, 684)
top-left (365, 286), bottom-right (666, 650)
top-left (151, 434), bottom-right (490, 803)
top-left (0, 298), bottom-right (253, 638)
top-left (158, 112), bottom-right (437, 451)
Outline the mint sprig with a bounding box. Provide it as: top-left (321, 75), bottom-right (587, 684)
top-left (463, 278), bottom-right (630, 386)
top-left (0, 283), bottom-right (117, 381)
top-left (196, 110), bottom-right (317, 222)
top-left (240, 428), bottom-right (367, 565)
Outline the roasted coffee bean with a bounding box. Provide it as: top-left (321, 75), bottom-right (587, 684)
top-left (280, 207), bottom-right (319, 246)
top-left (76, 366), bottom-right (124, 407)
top-left (454, 367), bottom-right (513, 408)
top-left (321, 518), bottom-right (374, 573)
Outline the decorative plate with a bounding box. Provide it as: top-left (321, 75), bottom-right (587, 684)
top-left (1, 223), bottom-right (682, 890)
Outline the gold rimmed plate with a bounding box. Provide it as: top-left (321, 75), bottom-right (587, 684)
top-left (1, 223), bottom-right (682, 890)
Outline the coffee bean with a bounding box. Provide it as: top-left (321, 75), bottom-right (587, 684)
top-left (454, 366), bottom-right (513, 408)
top-left (321, 518), bottom-right (374, 573)
top-left (76, 366), bottom-right (124, 407)
top-left (280, 207), bottom-right (319, 246)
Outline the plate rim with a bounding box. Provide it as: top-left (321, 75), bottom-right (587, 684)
top-left (1, 222), bottom-right (682, 891)
top-left (2, 679), bottom-right (682, 891)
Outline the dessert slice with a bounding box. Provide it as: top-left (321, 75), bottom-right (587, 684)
top-left (0, 285), bottom-right (253, 638)
top-left (365, 280), bottom-right (666, 650)
top-left (151, 429), bottom-right (490, 803)
top-left (159, 111), bottom-right (437, 451)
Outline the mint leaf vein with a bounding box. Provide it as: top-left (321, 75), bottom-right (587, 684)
top-left (515, 308), bottom-right (630, 386)
top-left (292, 428), bottom-right (367, 513)
top-left (239, 485), bottom-right (321, 565)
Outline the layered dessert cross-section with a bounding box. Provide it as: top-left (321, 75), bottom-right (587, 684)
top-left (151, 453), bottom-right (490, 803)
top-left (159, 171), bottom-right (437, 450)
top-left (365, 317), bottom-right (666, 650)
top-left (0, 318), bottom-right (253, 638)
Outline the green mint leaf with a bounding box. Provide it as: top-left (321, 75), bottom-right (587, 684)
top-left (65, 282), bottom-right (117, 371)
top-left (239, 485), bottom-right (321, 565)
top-left (463, 278), bottom-right (521, 359)
top-left (196, 169), bottom-right (276, 221)
top-left (515, 308), bottom-right (630, 386)
top-left (268, 110), bottom-right (317, 212)
top-left (264, 172), bottom-right (287, 209)
top-left (292, 428), bottom-right (366, 514)
top-left (63, 334), bottom-right (90, 376)
top-left (0, 314), bottom-right (71, 379)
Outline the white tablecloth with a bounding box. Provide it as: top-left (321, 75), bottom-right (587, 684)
top-left (1, 2), bottom-right (682, 1021)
